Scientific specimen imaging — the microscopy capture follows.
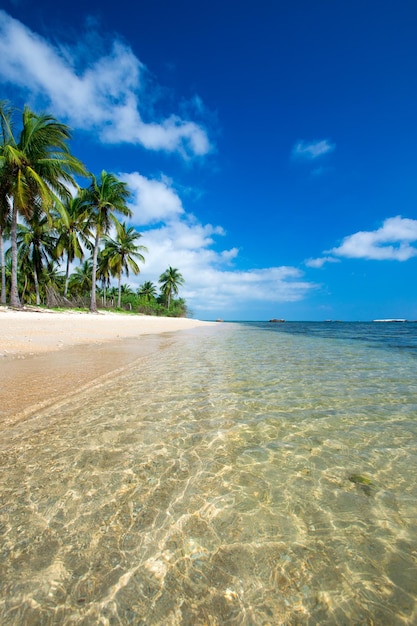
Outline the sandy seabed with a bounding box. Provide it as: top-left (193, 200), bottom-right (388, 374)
top-left (0, 308), bottom-right (215, 425)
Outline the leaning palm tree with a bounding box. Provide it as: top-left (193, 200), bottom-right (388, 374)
top-left (55, 194), bottom-right (90, 297)
top-left (0, 103), bottom-right (87, 307)
top-left (102, 221), bottom-right (147, 308)
top-left (82, 171), bottom-right (132, 312)
top-left (158, 266), bottom-right (185, 309)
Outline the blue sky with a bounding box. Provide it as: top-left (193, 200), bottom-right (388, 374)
top-left (1, 0), bottom-right (417, 320)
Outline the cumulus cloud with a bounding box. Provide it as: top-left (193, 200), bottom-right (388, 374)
top-left (0, 10), bottom-right (211, 157)
top-left (330, 216), bottom-right (417, 261)
top-left (190, 268), bottom-right (313, 314)
top-left (120, 173), bottom-right (185, 225)
top-left (292, 139), bottom-right (335, 160)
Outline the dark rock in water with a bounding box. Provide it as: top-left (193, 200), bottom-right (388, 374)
top-left (348, 473), bottom-right (374, 496)
top-left (269, 318), bottom-right (285, 323)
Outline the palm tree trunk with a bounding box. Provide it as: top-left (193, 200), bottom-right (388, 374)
top-left (0, 230), bottom-right (6, 305)
top-left (64, 255), bottom-right (70, 297)
top-left (33, 265), bottom-right (40, 306)
top-left (21, 274), bottom-right (28, 302)
top-left (10, 207), bottom-right (21, 307)
top-left (90, 234), bottom-right (99, 312)
top-left (117, 274), bottom-right (121, 308)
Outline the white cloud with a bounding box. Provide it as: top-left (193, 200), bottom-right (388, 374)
top-left (292, 139), bottom-right (335, 160)
top-left (330, 216), bottom-right (417, 261)
top-left (188, 266), bottom-right (315, 313)
top-left (305, 256), bottom-right (340, 268)
top-left (120, 172), bottom-right (185, 225)
top-left (0, 10), bottom-right (212, 157)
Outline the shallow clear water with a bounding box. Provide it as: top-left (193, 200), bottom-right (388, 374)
top-left (1, 322), bottom-right (417, 625)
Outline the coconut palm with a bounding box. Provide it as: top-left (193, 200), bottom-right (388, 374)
top-left (120, 284), bottom-right (134, 297)
top-left (122, 283), bottom-right (134, 293)
top-left (158, 266), bottom-right (185, 309)
top-left (0, 102), bottom-right (12, 305)
top-left (0, 103), bottom-right (87, 306)
top-left (0, 197), bottom-right (10, 305)
top-left (44, 261), bottom-right (64, 292)
top-left (138, 280), bottom-right (158, 302)
top-left (96, 250), bottom-right (112, 307)
top-left (82, 171), bottom-right (132, 312)
top-left (107, 285), bottom-right (118, 306)
top-left (13, 248), bottom-right (34, 304)
top-left (68, 259), bottom-right (93, 297)
top-left (38, 261), bottom-right (65, 308)
top-left (2, 255), bottom-right (12, 301)
top-left (102, 221), bottom-right (147, 308)
top-left (16, 205), bottom-right (59, 305)
top-left (55, 195), bottom-right (90, 297)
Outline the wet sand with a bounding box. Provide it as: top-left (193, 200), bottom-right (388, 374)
top-left (0, 308), bottom-right (215, 425)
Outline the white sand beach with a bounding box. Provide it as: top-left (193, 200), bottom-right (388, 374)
top-left (0, 308), bottom-right (215, 424)
top-left (0, 307), bottom-right (214, 357)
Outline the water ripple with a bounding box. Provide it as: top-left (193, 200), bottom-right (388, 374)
top-left (1, 324), bottom-right (417, 624)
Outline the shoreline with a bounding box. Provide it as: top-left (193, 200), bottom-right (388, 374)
top-left (0, 308), bottom-right (216, 426)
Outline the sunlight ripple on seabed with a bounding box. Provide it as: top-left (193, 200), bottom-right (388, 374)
top-left (1, 323), bottom-right (417, 625)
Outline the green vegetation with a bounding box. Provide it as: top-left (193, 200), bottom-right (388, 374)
top-left (0, 102), bottom-right (189, 317)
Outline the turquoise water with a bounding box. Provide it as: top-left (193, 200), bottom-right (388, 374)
top-left (1, 322), bottom-right (417, 624)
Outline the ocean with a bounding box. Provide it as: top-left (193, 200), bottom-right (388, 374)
top-left (1, 321), bottom-right (417, 624)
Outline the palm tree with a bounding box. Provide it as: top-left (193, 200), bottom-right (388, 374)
top-left (138, 280), bottom-right (158, 302)
top-left (0, 103), bottom-right (87, 307)
top-left (107, 285), bottom-right (118, 307)
top-left (120, 284), bottom-right (135, 297)
top-left (82, 171), bottom-right (132, 312)
top-left (68, 259), bottom-right (93, 298)
top-left (16, 205), bottom-right (58, 305)
top-left (38, 260), bottom-right (65, 308)
top-left (44, 261), bottom-right (64, 293)
top-left (102, 221), bottom-right (147, 308)
top-left (0, 197), bottom-right (11, 305)
top-left (2, 255), bottom-right (12, 302)
top-left (55, 195), bottom-right (90, 297)
top-left (97, 250), bottom-right (112, 307)
top-left (158, 266), bottom-right (185, 309)
top-left (12, 247), bottom-right (33, 304)
top-left (0, 102), bottom-right (12, 305)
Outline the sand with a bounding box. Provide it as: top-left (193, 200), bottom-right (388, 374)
top-left (0, 308), bottom-right (216, 425)
top-left (0, 307), bottom-right (214, 356)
